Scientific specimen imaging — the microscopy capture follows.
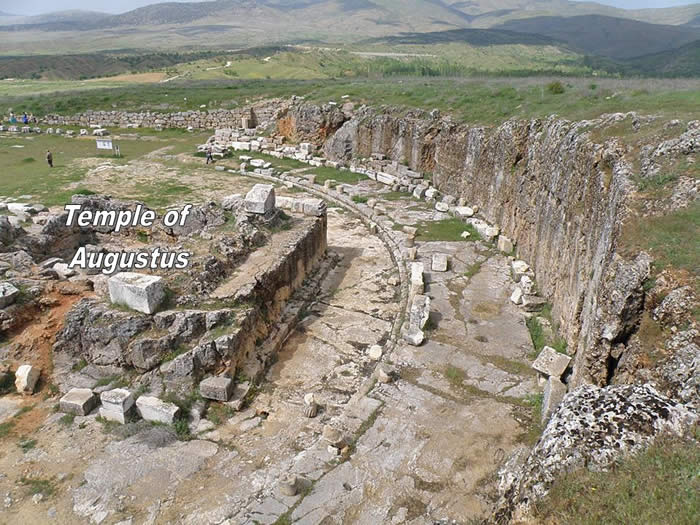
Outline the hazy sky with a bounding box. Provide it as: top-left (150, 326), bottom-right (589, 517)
top-left (1, 0), bottom-right (697, 16)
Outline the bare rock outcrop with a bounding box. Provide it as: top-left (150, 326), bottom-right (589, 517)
top-left (493, 383), bottom-right (697, 523)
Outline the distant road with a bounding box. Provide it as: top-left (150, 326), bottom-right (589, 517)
top-left (350, 52), bottom-right (437, 58)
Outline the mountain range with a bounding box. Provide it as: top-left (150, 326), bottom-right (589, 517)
top-left (0, 0), bottom-right (699, 76)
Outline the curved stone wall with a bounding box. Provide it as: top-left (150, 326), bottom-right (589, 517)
top-left (289, 103), bottom-right (640, 389)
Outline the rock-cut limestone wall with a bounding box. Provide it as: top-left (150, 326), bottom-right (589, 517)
top-left (287, 103), bottom-right (639, 388)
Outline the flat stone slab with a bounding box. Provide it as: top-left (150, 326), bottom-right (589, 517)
top-left (532, 346), bottom-right (572, 379)
top-left (136, 396), bottom-right (180, 424)
top-left (108, 272), bottom-right (165, 315)
top-left (200, 376), bottom-right (233, 401)
top-left (432, 253), bottom-right (448, 272)
top-left (60, 388), bottom-right (98, 416)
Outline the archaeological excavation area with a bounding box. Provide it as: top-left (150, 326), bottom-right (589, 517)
top-left (0, 97), bottom-right (697, 525)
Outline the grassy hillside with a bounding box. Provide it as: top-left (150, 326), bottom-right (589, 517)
top-left (1, 0), bottom-right (699, 58)
top-left (584, 40), bottom-right (700, 78)
top-left (498, 15), bottom-right (700, 59)
top-left (2, 77), bottom-right (698, 127)
top-left (0, 51), bottom-right (220, 80)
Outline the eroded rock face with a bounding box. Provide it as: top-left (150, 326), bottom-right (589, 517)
top-left (493, 384), bottom-right (697, 522)
top-left (282, 103), bottom-right (699, 394)
top-left (277, 101), bottom-right (348, 145)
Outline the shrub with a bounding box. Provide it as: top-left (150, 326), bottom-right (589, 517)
top-left (547, 81), bottom-right (565, 94)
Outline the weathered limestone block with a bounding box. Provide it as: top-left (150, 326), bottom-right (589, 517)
top-left (404, 294), bottom-right (431, 346)
top-left (244, 184), bottom-right (276, 215)
top-left (435, 202), bottom-right (450, 213)
top-left (413, 185), bottom-right (428, 199)
top-left (302, 199), bottom-right (326, 217)
top-left (469, 218), bottom-right (500, 242)
top-left (522, 295), bottom-right (547, 312)
top-left (60, 388), bottom-right (98, 416)
top-left (108, 272), bottom-right (165, 315)
top-left (409, 294), bottom-right (431, 330)
top-left (200, 376), bottom-right (233, 401)
top-left (99, 388), bottom-right (135, 424)
top-left (533, 346), bottom-right (571, 378)
top-left (368, 345), bottom-right (383, 360)
top-left (136, 396), bottom-right (181, 424)
top-left (0, 282), bottom-right (20, 309)
top-left (410, 262), bottom-right (424, 295)
top-left (510, 287), bottom-right (523, 305)
top-left (432, 254), bottom-right (448, 272)
top-left (14, 365), bottom-right (40, 394)
top-left (542, 377), bottom-right (567, 423)
top-left (498, 235), bottom-right (514, 254)
top-left (511, 260), bottom-right (530, 281)
top-left (425, 188), bottom-right (439, 200)
top-left (520, 275), bottom-right (536, 295)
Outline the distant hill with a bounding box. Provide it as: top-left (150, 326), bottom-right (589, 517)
top-left (0, 0), bottom-right (699, 78)
top-left (497, 15), bottom-right (700, 59)
top-left (370, 28), bottom-right (560, 47)
top-left (585, 39), bottom-right (700, 77)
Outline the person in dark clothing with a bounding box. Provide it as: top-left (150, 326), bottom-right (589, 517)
top-left (22, 113), bottom-right (28, 125)
top-left (46, 150), bottom-right (53, 168)
top-left (206, 148), bottom-right (213, 165)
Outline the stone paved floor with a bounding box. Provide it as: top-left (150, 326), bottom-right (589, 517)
top-left (0, 182), bottom-right (538, 525)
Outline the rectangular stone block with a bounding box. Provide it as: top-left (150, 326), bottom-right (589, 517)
top-left (410, 262), bottom-right (424, 295)
top-left (431, 253), bottom-right (448, 272)
top-left (376, 172), bottom-right (397, 186)
top-left (244, 184), bottom-right (276, 215)
top-left (532, 346), bottom-right (571, 379)
top-left (302, 199), bottom-right (326, 217)
top-left (108, 272), bottom-right (165, 315)
top-left (542, 376), bottom-right (567, 423)
top-left (60, 388), bottom-right (98, 416)
top-left (99, 388), bottom-right (135, 424)
top-left (200, 376), bottom-right (233, 401)
top-left (136, 396), bottom-right (181, 424)
top-left (0, 282), bottom-right (20, 309)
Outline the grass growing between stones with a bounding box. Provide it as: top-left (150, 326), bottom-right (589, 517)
top-left (19, 476), bottom-right (55, 497)
top-left (415, 219), bottom-right (479, 242)
top-left (533, 435), bottom-right (700, 525)
top-left (311, 166), bottom-right (364, 185)
top-left (621, 201), bottom-right (700, 293)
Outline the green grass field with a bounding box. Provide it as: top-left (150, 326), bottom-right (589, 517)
top-left (0, 130), bottom-right (208, 206)
top-left (2, 76), bottom-right (698, 128)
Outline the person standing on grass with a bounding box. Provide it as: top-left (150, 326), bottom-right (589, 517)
top-left (46, 150), bottom-right (53, 168)
top-left (206, 147), bottom-right (213, 165)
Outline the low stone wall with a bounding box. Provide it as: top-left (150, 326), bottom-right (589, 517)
top-left (229, 214), bottom-right (328, 378)
top-left (40, 99), bottom-right (288, 130)
top-left (52, 214), bottom-right (328, 393)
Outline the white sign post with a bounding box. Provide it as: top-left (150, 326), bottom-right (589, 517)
top-left (96, 138), bottom-right (113, 151)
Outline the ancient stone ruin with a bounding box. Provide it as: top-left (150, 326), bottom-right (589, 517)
top-left (0, 96), bottom-right (697, 524)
